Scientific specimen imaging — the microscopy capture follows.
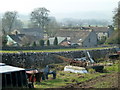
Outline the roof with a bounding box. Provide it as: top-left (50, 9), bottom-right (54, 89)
top-left (55, 30), bottom-right (92, 43)
top-left (8, 34), bottom-right (40, 45)
top-left (8, 34), bottom-right (26, 45)
top-left (20, 28), bottom-right (43, 37)
top-left (21, 28), bottom-right (42, 32)
top-left (48, 37), bottom-right (67, 45)
top-left (90, 27), bottom-right (108, 32)
top-left (0, 63), bottom-right (25, 73)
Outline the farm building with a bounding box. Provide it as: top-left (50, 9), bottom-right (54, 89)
top-left (0, 63), bottom-right (28, 88)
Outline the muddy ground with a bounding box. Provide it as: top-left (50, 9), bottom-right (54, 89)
top-left (63, 73), bottom-right (119, 89)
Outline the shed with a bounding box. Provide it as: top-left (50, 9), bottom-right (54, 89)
top-left (0, 63), bottom-right (28, 88)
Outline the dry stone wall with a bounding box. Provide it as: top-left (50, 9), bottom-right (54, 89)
top-left (1, 48), bottom-right (117, 68)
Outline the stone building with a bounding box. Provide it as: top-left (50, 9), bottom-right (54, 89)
top-left (55, 29), bottom-right (97, 47)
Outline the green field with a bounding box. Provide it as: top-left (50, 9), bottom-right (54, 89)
top-left (34, 61), bottom-right (119, 88)
top-left (0, 47), bottom-right (113, 53)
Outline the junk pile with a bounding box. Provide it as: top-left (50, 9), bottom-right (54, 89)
top-left (57, 51), bottom-right (105, 73)
top-left (25, 65), bottom-right (56, 88)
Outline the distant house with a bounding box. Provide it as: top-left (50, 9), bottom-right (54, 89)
top-left (55, 29), bottom-right (97, 47)
top-left (6, 33), bottom-right (40, 46)
top-left (6, 34), bottom-right (28, 46)
top-left (89, 26), bottom-right (114, 40)
top-left (9, 28), bottom-right (44, 46)
top-left (59, 39), bottom-right (71, 46)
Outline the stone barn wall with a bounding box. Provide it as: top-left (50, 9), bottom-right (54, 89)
top-left (1, 48), bottom-right (117, 68)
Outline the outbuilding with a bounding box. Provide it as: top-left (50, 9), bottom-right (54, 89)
top-left (0, 63), bottom-right (28, 89)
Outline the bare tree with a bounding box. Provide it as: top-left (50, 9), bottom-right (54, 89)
top-left (2, 11), bottom-right (18, 34)
top-left (46, 17), bottom-right (60, 37)
top-left (113, 1), bottom-right (120, 30)
top-left (30, 7), bottom-right (50, 31)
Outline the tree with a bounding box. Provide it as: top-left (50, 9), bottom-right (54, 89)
top-left (53, 37), bottom-right (58, 46)
top-left (46, 17), bottom-right (60, 37)
top-left (39, 40), bottom-right (44, 46)
top-left (12, 19), bottom-right (23, 30)
top-left (2, 35), bottom-right (8, 46)
top-left (113, 1), bottom-right (120, 30)
top-left (2, 11), bottom-right (23, 34)
top-left (0, 18), bottom-right (2, 35)
top-left (106, 2), bottom-right (120, 45)
top-left (46, 40), bottom-right (50, 46)
top-left (30, 7), bottom-right (50, 31)
top-left (2, 11), bottom-right (17, 34)
top-left (32, 41), bottom-right (37, 46)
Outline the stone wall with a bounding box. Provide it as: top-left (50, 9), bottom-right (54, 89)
top-left (1, 48), bottom-right (117, 68)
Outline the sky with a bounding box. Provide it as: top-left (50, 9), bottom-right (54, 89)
top-left (0, 0), bottom-right (119, 21)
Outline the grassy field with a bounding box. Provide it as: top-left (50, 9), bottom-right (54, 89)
top-left (35, 70), bottom-right (105, 88)
top-left (0, 47), bottom-right (113, 53)
top-left (34, 60), bottom-right (119, 88)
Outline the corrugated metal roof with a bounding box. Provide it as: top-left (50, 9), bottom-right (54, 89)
top-left (0, 64), bottom-right (25, 73)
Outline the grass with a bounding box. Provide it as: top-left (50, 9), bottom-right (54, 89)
top-left (34, 61), bottom-right (119, 88)
top-left (93, 81), bottom-right (112, 88)
top-left (104, 61), bottom-right (119, 73)
top-left (0, 47), bottom-right (113, 53)
top-left (34, 71), bottom-right (105, 88)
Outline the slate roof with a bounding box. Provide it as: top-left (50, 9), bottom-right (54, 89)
top-left (89, 27), bottom-right (108, 32)
top-left (20, 28), bottom-right (43, 38)
top-left (8, 34), bottom-right (26, 45)
top-left (8, 34), bottom-right (40, 45)
top-left (55, 30), bottom-right (92, 43)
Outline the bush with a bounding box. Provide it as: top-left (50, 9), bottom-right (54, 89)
top-left (2, 35), bottom-right (8, 46)
top-left (54, 37), bottom-right (58, 45)
top-left (39, 40), bottom-right (44, 46)
top-left (47, 40), bottom-right (50, 46)
top-left (32, 41), bottom-right (37, 46)
top-left (88, 68), bottom-right (96, 73)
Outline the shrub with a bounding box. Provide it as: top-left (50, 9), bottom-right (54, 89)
top-left (88, 68), bottom-right (96, 73)
top-left (2, 35), bottom-right (8, 46)
top-left (39, 40), bottom-right (44, 46)
top-left (47, 40), bottom-right (50, 46)
top-left (32, 41), bottom-right (37, 46)
top-left (53, 37), bottom-right (58, 45)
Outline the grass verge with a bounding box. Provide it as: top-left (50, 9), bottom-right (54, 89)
top-left (0, 47), bottom-right (113, 53)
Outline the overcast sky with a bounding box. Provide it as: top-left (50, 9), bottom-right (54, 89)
top-left (0, 0), bottom-right (119, 20)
